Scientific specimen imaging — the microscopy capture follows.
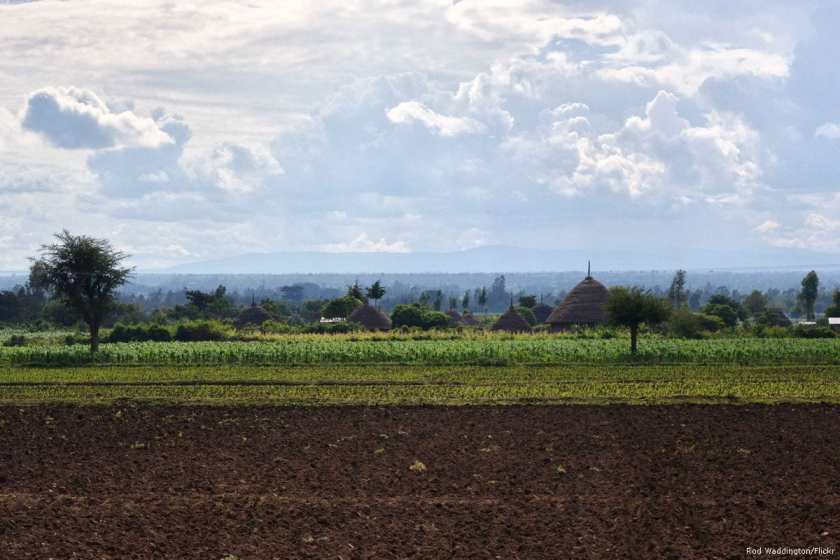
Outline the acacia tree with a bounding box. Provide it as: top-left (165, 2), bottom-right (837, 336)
top-left (798, 271), bottom-right (819, 320)
top-left (606, 287), bottom-right (671, 355)
top-left (30, 231), bottom-right (132, 353)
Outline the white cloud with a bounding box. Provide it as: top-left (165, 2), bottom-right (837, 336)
top-left (386, 101), bottom-right (485, 137)
top-left (0, 1), bottom-right (838, 268)
top-left (815, 122), bottom-right (840, 140)
top-left (21, 87), bottom-right (173, 149)
top-left (320, 233), bottom-right (410, 253)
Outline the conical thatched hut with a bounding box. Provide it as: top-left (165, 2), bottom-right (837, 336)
top-left (547, 265), bottom-right (609, 332)
top-left (491, 306), bottom-right (532, 333)
top-left (348, 304), bottom-right (392, 330)
top-left (531, 303), bottom-right (553, 324)
top-left (235, 304), bottom-right (272, 328)
top-left (446, 309), bottom-right (463, 325)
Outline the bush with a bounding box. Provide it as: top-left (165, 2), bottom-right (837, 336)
top-left (668, 310), bottom-right (725, 339)
top-left (321, 296), bottom-right (363, 319)
top-left (303, 322), bottom-right (360, 334)
top-left (702, 303), bottom-right (739, 328)
top-left (391, 304), bottom-right (450, 330)
top-left (174, 320), bottom-right (233, 342)
top-left (108, 323), bottom-right (173, 343)
top-left (515, 306), bottom-right (537, 327)
top-left (792, 325), bottom-right (836, 339)
top-left (3, 335), bottom-right (27, 347)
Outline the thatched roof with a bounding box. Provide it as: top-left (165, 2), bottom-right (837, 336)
top-left (235, 304), bottom-right (272, 328)
top-left (348, 304), bottom-right (392, 330)
top-left (461, 312), bottom-right (480, 326)
top-left (491, 307), bottom-right (532, 332)
top-left (446, 309), bottom-right (463, 325)
top-left (546, 275), bottom-right (609, 326)
top-left (531, 303), bottom-right (553, 324)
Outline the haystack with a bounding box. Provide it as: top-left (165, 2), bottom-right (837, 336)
top-left (547, 266), bottom-right (609, 332)
top-left (348, 304), bottom-right (392, 330)
top-left (491, 306), bottom-right (532, 333)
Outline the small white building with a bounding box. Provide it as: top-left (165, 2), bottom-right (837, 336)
top-left (830, 317), bottom-right (840, 328)
top-left (319, 317), bottom-right (347, 324)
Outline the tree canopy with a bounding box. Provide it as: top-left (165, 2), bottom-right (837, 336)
top-left (29, 230), bottom-right (132, 352)
top-left (606, 286), bottom-right (671, 354)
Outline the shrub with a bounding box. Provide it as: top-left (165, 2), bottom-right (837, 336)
top-left (108, 323), bottom-right (172, 343)
top-left (391, 304), bottom-right (449, 330)
top-left (2, 335), bottom-right (27, 347)
top-left (792, 325), bottom-right (836, 339)
top-left (702, 303), bottom-right (739, 328)
top-left (174, 320), bottom-right (233, 342)
top-left (321, 296), bottom-right (363, 319)
top-left (515, 306), bottom-right (537, 327)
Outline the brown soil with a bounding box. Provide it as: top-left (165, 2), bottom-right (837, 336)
top-left (1, 404), bottom-right (839, 559)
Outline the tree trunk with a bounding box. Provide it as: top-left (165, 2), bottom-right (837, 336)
top-left (89, 322), bottom-right (100, 353)
top-left (630, 324), bottom-right (638, 355)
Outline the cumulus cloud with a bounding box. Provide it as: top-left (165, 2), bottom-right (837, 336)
top-left (815, 123), bottom-right (840, 140)
top-left (21, 87), bottom-right (173, 149)
top-left (320, 233), bottom-right (410, 253)
top-left (386, 101), bottom-right (485, 136)
top-left (1, 1), bottom-right (838, 267)
top-left (187, 143), bottom-right (283, 194)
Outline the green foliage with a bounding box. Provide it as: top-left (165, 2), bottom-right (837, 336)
top-left (792, 325), bottom-right (836, 339)
top-left (391, 304), bottom-right (449, 330)
top-left (668, 309), bottom-right (724, 339)
top-left (518, 295), bottom-right (537, 308)
top-left (515, 306), bottom-right (537, 327)
top-left (606, 287), bottom-right (671, 353)
top-left (29, 230), bottom-right (132, 352)
top-left (798, 271), bottom-right (820, 321)
top-left (366, 281), bottom-right (386, 305)
top-left (702, 303), bottom-right (739, 328)
top-left (108, 323), bottom-right (172, 343)
top-left (743, 290), bottom-right (768, 316)
top-left (756, 307), bottom-right (792, 328)
top-left (173, 320), bottom-right (233, 342)
top-left (322, 296), bottom-right (363, 319)
top-left (667, 270), bottom-right (687, 308)
top-left (825, 290), bottom-right (840, 319)
top-left (3, 335), bottom-right (28, 347)
top-left (347, 281), bottom-right (366, 302)
top-left (7, 335), bottom-right (840, 368)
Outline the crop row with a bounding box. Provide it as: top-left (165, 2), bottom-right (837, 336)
top-left (3, 337), bottom-right (840, 366)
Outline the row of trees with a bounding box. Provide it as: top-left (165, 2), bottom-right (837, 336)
top-left (13, 231), bottom-right (840, 353)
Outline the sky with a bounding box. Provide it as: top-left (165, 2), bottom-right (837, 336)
top-left (1, 0), bottom-right (839, 270)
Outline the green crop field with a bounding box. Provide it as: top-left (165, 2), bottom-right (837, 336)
top-left (2, 364), bottom-right (840, 405)
top-left (3, 336), bottom-right (840, 367)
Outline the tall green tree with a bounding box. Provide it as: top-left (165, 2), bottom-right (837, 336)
top-left (461, 290), bottom-right (470, 312)
top-left (365, 280), bottom-right (386, 308)
top-left (478, 287), bottom-right (487, 313)
top-left (798, 271), bottom-right (820, 321)
top-left (29, 231), bottom-right (132, 352)
top-left (743, 290), bottom-right (768, 316)
top-left (347, 281), bottom-right (366, 302)
top-left (605, 287), bottom-right (671, 355)
top-left (667, 270), bottom-right (687, 308)
top-left (825, 290), bottom-right (840, 318)
top-left (518, 295), bottom-right (537, 308)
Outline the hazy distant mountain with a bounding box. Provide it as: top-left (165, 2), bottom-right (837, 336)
top-left (158, 245), bottom-right (840, 275)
